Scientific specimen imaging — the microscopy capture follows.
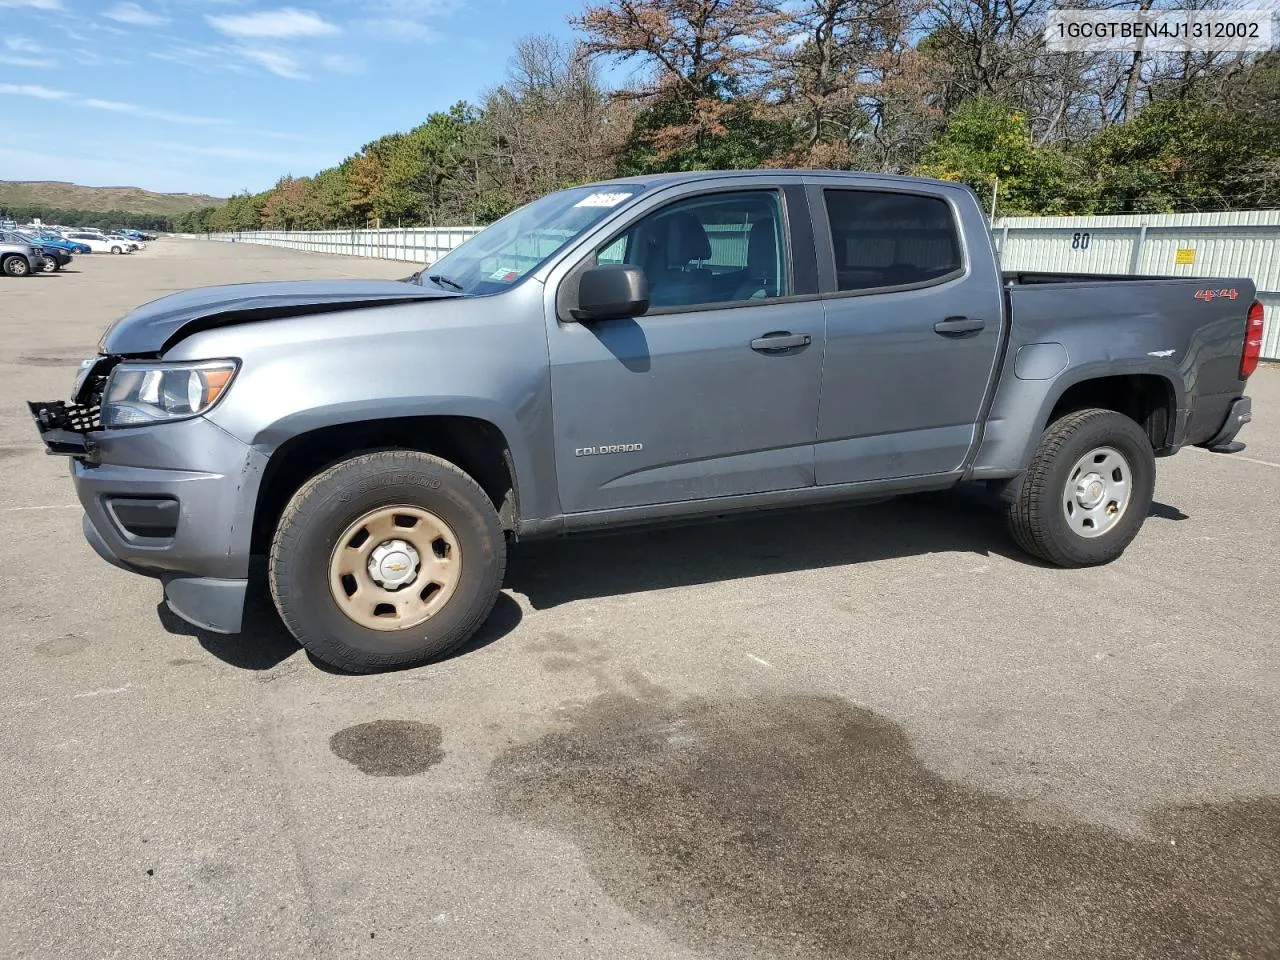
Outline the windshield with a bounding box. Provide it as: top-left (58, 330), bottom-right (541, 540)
top-left (422, 184), bottom-right (644, 295)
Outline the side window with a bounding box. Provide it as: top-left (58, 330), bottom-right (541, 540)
top-left (824, 190), bottom-right (962, 292)
top-left (597, 190), bottom-right (789, 310)
top-left (596, 235), bottom-right (627, 265)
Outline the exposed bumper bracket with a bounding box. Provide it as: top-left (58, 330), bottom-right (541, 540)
top-left (1203, 396), bottom-right (1252, 453)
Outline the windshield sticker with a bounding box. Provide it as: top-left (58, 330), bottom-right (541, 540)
top-left (489, 267), bottom-right (521, 283)
top-left (574, 192), bottom-right (634, 209)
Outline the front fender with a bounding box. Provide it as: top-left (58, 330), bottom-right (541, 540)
top-left (184, 293), bottom-right (558, 522)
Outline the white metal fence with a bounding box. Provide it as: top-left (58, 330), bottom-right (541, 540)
top-left (994, 210), bottom-right (1280, 359)
top-left (213, 208), bottom-right (1280, 358)
top-left (212, 227), bottom-right (482, 265)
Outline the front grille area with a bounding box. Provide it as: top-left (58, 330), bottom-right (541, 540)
top-left (29, 399), bottom-right (102, 434)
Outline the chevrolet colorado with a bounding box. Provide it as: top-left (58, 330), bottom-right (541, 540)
top-left (30, 171), bottom-right (1261, 672)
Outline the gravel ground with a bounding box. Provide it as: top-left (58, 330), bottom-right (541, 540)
top-left (1, 239), bottom-right (1277, 960)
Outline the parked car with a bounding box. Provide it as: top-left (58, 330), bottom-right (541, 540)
top-left (106, 234), bottom-right (142, 251)
top-left (63, 232), bottom-right (133, 254)
top-left (28, 170), bottom-right (1262, 673)
top-left (30, 231), bottom-right (91, 255)
top-left (0, 237), bottom-right (41, 276)
top-left (120, 229), bottom-right (155, 242)
top-left (13, 232), bottom-right (75, 271)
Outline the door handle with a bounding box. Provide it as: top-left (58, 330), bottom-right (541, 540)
top-left (933, 316), bottom-right (985, 336)
top-left (750, 332), bottom-right (812, 353)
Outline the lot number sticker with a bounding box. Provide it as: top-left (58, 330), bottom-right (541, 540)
top-left (1175, 248), bottom-right (1196, 265)
top-left (574, 192), bottom-right (634, 208)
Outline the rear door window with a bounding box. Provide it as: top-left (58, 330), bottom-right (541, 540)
top-left (823, 190), bottom-right (962, 292)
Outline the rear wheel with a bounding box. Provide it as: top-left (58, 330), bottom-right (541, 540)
top-left (2, 255), bottom-right (30, 277)
top-left (1006, 408), bottom-right (1155, 567)
top-left (269, 450), bottom-right (506, 673)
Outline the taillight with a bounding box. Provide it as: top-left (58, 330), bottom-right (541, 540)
top-left (1241, 299), bottom-right (1264, 379)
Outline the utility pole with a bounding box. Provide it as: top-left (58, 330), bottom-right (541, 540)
top-left (989, 177), bottom-right (999, 222)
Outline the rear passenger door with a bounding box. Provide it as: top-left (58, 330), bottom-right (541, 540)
top-left (810, 182), bottom-right (1004, 484)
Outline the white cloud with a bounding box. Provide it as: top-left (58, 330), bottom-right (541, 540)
top-left (5, 36), bottom-right (44, 53)
top-left (206, 7), bottom-right (340, 38)
top-left (360, 18), bottom-right (439, 41)
top-left (0, 83), bottom-right (70, 99)
top-left (0, 54), bottom-right (56, 67)
top-left (0, 0), bottom-right (63, 8)
top-left (356, 0), bottom-right (454, 43)
top-left (83, 98), bottom-right (229, 125)
top-left (374, 0), bottom-right (454, 13)
top-left (321, 53), bottom-right (363, 73)
top-left (103, 2), bottom-right (170, 26)
top-left (234, 47), bottom-right (310, 79)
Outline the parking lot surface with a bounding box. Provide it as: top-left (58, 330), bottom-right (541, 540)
top-left (2, 240), bottom-right (1278, 960)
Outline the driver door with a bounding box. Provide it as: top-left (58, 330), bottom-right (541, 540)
top-left (545, 184), bottom-right (824, 515)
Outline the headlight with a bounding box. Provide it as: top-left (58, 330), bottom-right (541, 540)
top-left (101, 360), bottom-right (238, 428)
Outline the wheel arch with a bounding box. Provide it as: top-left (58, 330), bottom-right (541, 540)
top-left (249, 412), bottom-right (523, 555)
top-left (972, 361), bottom-right (1184, 486)
top-left (1041, 368), bottom-right (1181, 452)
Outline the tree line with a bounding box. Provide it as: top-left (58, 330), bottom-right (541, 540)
top-left (0, 205), bottom-right (173, 231)
top-left (177, 0), bottom-right (1280, 234)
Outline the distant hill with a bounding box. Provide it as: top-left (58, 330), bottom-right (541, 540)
top-left (0, 181), bottom-right (223, 216)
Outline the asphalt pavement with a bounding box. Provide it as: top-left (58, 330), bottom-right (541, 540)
top-left (1, 239), bottom-right (1277, 959)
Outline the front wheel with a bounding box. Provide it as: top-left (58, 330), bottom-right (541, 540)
top-left (110, 246), bottom-right (122, 255)
top-left (269, 450), bottom-right (506, 673)
top-left (40, 257), bottom-right (60, 273)
top-left (2, 255), bottom-right (30, 277)
top-left (1005, 408), bottom-right (1155, 567)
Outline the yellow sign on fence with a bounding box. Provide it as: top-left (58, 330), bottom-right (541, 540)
top-left (1175, 248), bottom-right (1196, 265)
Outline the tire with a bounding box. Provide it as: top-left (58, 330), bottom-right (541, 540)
top-left (110, 246), bottom-right (122, 255)
top-left (2, 255), bottom-right (30, 277)
top-left (1005, 408), bottom-right (1155, 567)
top-left (269, 450), bottom-right (506, 673)
top-left (40, 257), bottom-right (60, 273)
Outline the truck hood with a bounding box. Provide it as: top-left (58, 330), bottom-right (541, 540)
top-left (100, 279), bottom-right (458, 355)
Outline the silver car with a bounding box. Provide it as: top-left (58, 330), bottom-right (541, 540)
top-left (0, 238), bottom-right (41, 277)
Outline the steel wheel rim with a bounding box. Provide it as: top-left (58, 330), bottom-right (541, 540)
top-left (328, 504), bottom-right (462, 632)
top-left (1062, 445), bottom-right (1131, 539)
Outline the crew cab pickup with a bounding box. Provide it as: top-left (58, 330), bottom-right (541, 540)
top-left (29, 171), bottom-right (1262, 672)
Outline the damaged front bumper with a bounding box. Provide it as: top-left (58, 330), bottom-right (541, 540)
top-left (28, 384), bottom-right (265, 634)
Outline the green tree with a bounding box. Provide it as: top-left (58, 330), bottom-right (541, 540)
top-left (1085, 98), bottom-right (1280, 213)
top-left (915, 96), bottom-right (1083, 215)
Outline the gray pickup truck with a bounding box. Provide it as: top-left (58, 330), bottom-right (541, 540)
top-left (30, 171), bottom-right (1261, 672)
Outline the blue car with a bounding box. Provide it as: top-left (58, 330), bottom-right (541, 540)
top-left (27, 232), bottom-right (90, 256)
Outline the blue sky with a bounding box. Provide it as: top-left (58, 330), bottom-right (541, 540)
top-left (0, 0), bottom-right (592, 197)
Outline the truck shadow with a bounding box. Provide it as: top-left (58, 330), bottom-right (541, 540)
top-left (506, 488), bottom-right (1189, 610)
top-left (158, 489), bottom-right (1186, 670)
top-left (156, 566), bottom-right (524, 672)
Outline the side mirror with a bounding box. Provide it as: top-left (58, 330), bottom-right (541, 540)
top-left (571, 264), bottom-right (649, 322)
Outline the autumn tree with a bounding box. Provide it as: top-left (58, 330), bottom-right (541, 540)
top-left (768, 0), bottom-right (939, 170)
top-left (466, 37), bottom-right (626, 217)
top-left (574, 0), bottom-right (790, 168)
